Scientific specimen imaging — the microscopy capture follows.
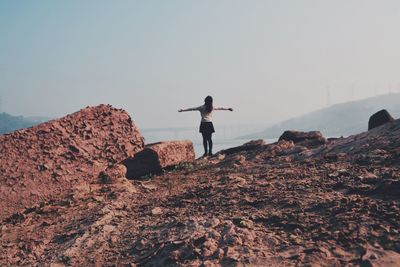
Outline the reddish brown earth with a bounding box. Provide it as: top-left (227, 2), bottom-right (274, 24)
top-left (0, 104), bottom-right (144, 221)
top-left (1, 108), bottom-right (400, 266)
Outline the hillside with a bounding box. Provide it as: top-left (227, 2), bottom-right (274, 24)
top-left (0, 112), bottom-right (49, 134)
top-left (1, 105), bottom-right (399, 265)
top-left (243, 93), bottom-right (400, 139)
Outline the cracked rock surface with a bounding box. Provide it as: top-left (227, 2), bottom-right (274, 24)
top-left (1, 115), bottom-right (400, 266)
top-left (0, 104), bottom-right (144, 221)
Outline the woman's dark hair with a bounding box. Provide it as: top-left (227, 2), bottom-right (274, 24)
top-left (204, 96), bottom-right (213, 113)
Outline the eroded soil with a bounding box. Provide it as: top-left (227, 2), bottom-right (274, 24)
top-left (1, 120), bottom-right (400, 266)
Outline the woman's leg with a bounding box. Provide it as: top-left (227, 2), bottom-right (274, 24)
top-left (207, 133), bottom-right (213, 155)
top-left (201, 132), bottom-right (208, 155)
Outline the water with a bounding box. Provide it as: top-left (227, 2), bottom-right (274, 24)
top-left (141, 126), bottom-right (276, 158)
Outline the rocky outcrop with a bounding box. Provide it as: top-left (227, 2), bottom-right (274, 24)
top-left (0, 104), bottom-right (144, 221)
top-left (123, 140), bottom-right (195, 179)
top-left (2, 109), bottom-right (400, 266)
top-left (279, 130), bottom-right (326, 148)
top-left (220, 139), bottom-right (266, 155)
top-left (368, 109), bottom-right (395, 130)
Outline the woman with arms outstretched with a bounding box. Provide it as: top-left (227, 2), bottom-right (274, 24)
top-left (179, 96), bottom-right (233, 157)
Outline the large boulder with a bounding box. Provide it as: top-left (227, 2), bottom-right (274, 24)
top-left (279, 130), bottom-right (326, 148)
top-left (0, 104), bottom-right (144, 221)
top-left (220, 139), bottom-right (266, 155)
top-left (123, 140), bottom-right (195, 179)
top-left (368, 109), bottom-right (395, 130)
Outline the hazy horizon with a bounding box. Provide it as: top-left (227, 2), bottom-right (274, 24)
top-left (1, 1), bottom-right (400, 129)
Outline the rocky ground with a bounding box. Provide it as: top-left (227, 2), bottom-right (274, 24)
top-left (1, 108), bottom-right (400, 266)
top-left (0, 104), bottom-right (143, 221)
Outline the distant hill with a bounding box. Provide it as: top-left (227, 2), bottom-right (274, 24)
top-left (243, 93), bottom-right (400, 139)
top-left (0, 112), bottom-right (49, 134)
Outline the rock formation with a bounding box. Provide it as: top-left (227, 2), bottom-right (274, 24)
top-left (1, 111), bottom-right (399, 266)
top-left (0, 104), bottom-right (144, 221)
top-left (220, 139), bottom-right (266, 155)
top-left (279, 130), bottom-right (326, 148)
top-left (368, 109), bottom-right (395, 130)
top-left (123, 140), bottom-right (195, 178)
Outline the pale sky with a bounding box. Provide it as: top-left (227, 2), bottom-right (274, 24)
top-left (1, 0), bottom-right (400, 129)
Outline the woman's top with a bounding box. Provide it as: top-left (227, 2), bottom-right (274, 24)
top-left (185, 105), bottom-right (230, 122)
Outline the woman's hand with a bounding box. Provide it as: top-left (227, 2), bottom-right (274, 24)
top-left (178, 109), bottom-right (184, 112)
top-left (228, 108), bottom-right (233, 111)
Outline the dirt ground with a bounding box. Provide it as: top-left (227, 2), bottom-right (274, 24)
top-left (1, 118), bottom-right (400, 266)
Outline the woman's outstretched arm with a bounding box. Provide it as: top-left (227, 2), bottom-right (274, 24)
top-left (178, 106), bottom-right (202, 112)
top-left (214, 107), bottom-right (234, 111)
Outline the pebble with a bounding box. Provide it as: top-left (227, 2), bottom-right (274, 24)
top-left (151, 207), bottom-right (163, 215)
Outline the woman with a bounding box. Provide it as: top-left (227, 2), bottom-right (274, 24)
top-left (179, 96), bottom-right (233, 157)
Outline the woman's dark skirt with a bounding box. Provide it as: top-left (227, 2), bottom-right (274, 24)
top-left (199, 121), bottom-right (215, 134)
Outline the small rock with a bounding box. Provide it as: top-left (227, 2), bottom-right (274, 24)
top-left (205, 218), bottom-right (220, 228)
top-left (202, 239), bottom-right (218, 256)
top-left (240, 220), bottom-right (253, 229)
top-left (98, 164), bottom-right (127, 184)
top-left (151, 207), bottom-right (163, 215)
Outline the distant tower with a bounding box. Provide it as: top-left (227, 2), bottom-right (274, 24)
top-left (326, 87), bottom-right (331, 107)
top-left (351, 84), bottom-right (355, 100)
